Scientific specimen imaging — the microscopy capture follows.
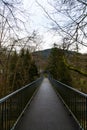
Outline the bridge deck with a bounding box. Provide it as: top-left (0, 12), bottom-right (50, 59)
top-left (15, 78), bottom-right (79, 130)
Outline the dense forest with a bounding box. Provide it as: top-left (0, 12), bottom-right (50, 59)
top-left (0, 47), bottom-right (38, 98)
top-left (35, 47), bottom-right (87, 94)
top-left (48, 48), bottom-right (87, 93)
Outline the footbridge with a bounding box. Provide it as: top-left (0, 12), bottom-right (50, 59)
top-left (0, 77), bottom-right (87, 130)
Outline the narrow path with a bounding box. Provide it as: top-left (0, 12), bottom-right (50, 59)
top-left (15, 78), bottom-right (79, 130)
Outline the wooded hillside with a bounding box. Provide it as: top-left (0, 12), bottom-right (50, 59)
top-left (35, 48), bottom-right (87, 93)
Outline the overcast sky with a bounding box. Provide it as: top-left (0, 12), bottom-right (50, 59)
top-left (22, 0), bottom-right (63, 49)
top-left (22, 0), bottom-right (87, 53)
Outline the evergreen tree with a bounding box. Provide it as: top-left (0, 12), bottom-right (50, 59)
top-left (8, 48), bottom-right (39, 91)
top-left (48, 47), bottom-right (71, 85)
top-left (29, 61), bottom-right (38, 81)
top-left (9, 50), bottom-right (20, 90)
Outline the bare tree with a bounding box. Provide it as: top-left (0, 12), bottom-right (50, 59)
top-left (36, 0), bottom-right (87, 50)
top-left (36, 0), bottom-right (87, 76)
top-left (0, 0), bottom-right (29, 96)
top-left (52, 0), bottom-right (87, 49)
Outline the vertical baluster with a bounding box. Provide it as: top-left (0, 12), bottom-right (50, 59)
top-left (80, 96), bottom-right (82, 128)
top-left (81, 97), bottom-right (83, 129)
top-left (4, 100), bottom-right (7, 130)
top-left (74, 93), bottom-right (76, 117)
top-left (83, 97), bottom-right (85, 128)
top-left (86, 97), bottom-right (87, 130)
top-left (1, 103), bottom-right (4, 130)
top-left (84, 97), bottom-right (86, 130)
top-left (7, 99), bottom-right (10, 130)
top-left (3, 102), bottom-right (5, 130)
top-left (0, 103), bottom-right (3, 130)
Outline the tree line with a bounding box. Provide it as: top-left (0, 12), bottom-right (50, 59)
top-left (0, 47), bottom-right (38, 98)
top-left (47, 45), bottom-right (87, 93)
top-left (47, 46), bottom-right (72, 86)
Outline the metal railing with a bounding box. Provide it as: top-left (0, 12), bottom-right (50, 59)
top-left (49, 77), bottom-right (87, 130)
top-left (0, 77), bottom-right (43, 130)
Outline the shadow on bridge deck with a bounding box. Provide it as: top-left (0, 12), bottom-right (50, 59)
top-left (14, 78), bottom-right (79, 130)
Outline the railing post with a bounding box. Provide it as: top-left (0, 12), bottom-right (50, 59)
top-left (1, 104), bottom-right (3, 130)
top-left (86, 97), bottom-right (87, 130)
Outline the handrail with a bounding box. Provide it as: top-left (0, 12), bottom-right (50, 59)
top-left (53, 79), bottom-right (87, 97)
top-left (0, 77), bottom-right (43, 130)
top-left (49, 77), bottom-right (87, 130)
top-left (0, 78), bottom-right (42, 104)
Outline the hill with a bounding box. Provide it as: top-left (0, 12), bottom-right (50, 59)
top-left (32, 49), bottom-right (51, 72)
top-left (33, 49), bottom-right (87, 71)
top-left (33, 49), bottom-right (51, 59)
top-left (33, 48), bottom-right (87, 93)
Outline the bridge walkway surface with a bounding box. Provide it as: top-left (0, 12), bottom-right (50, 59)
top-left (14, 78), bottom-right (79, 130)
